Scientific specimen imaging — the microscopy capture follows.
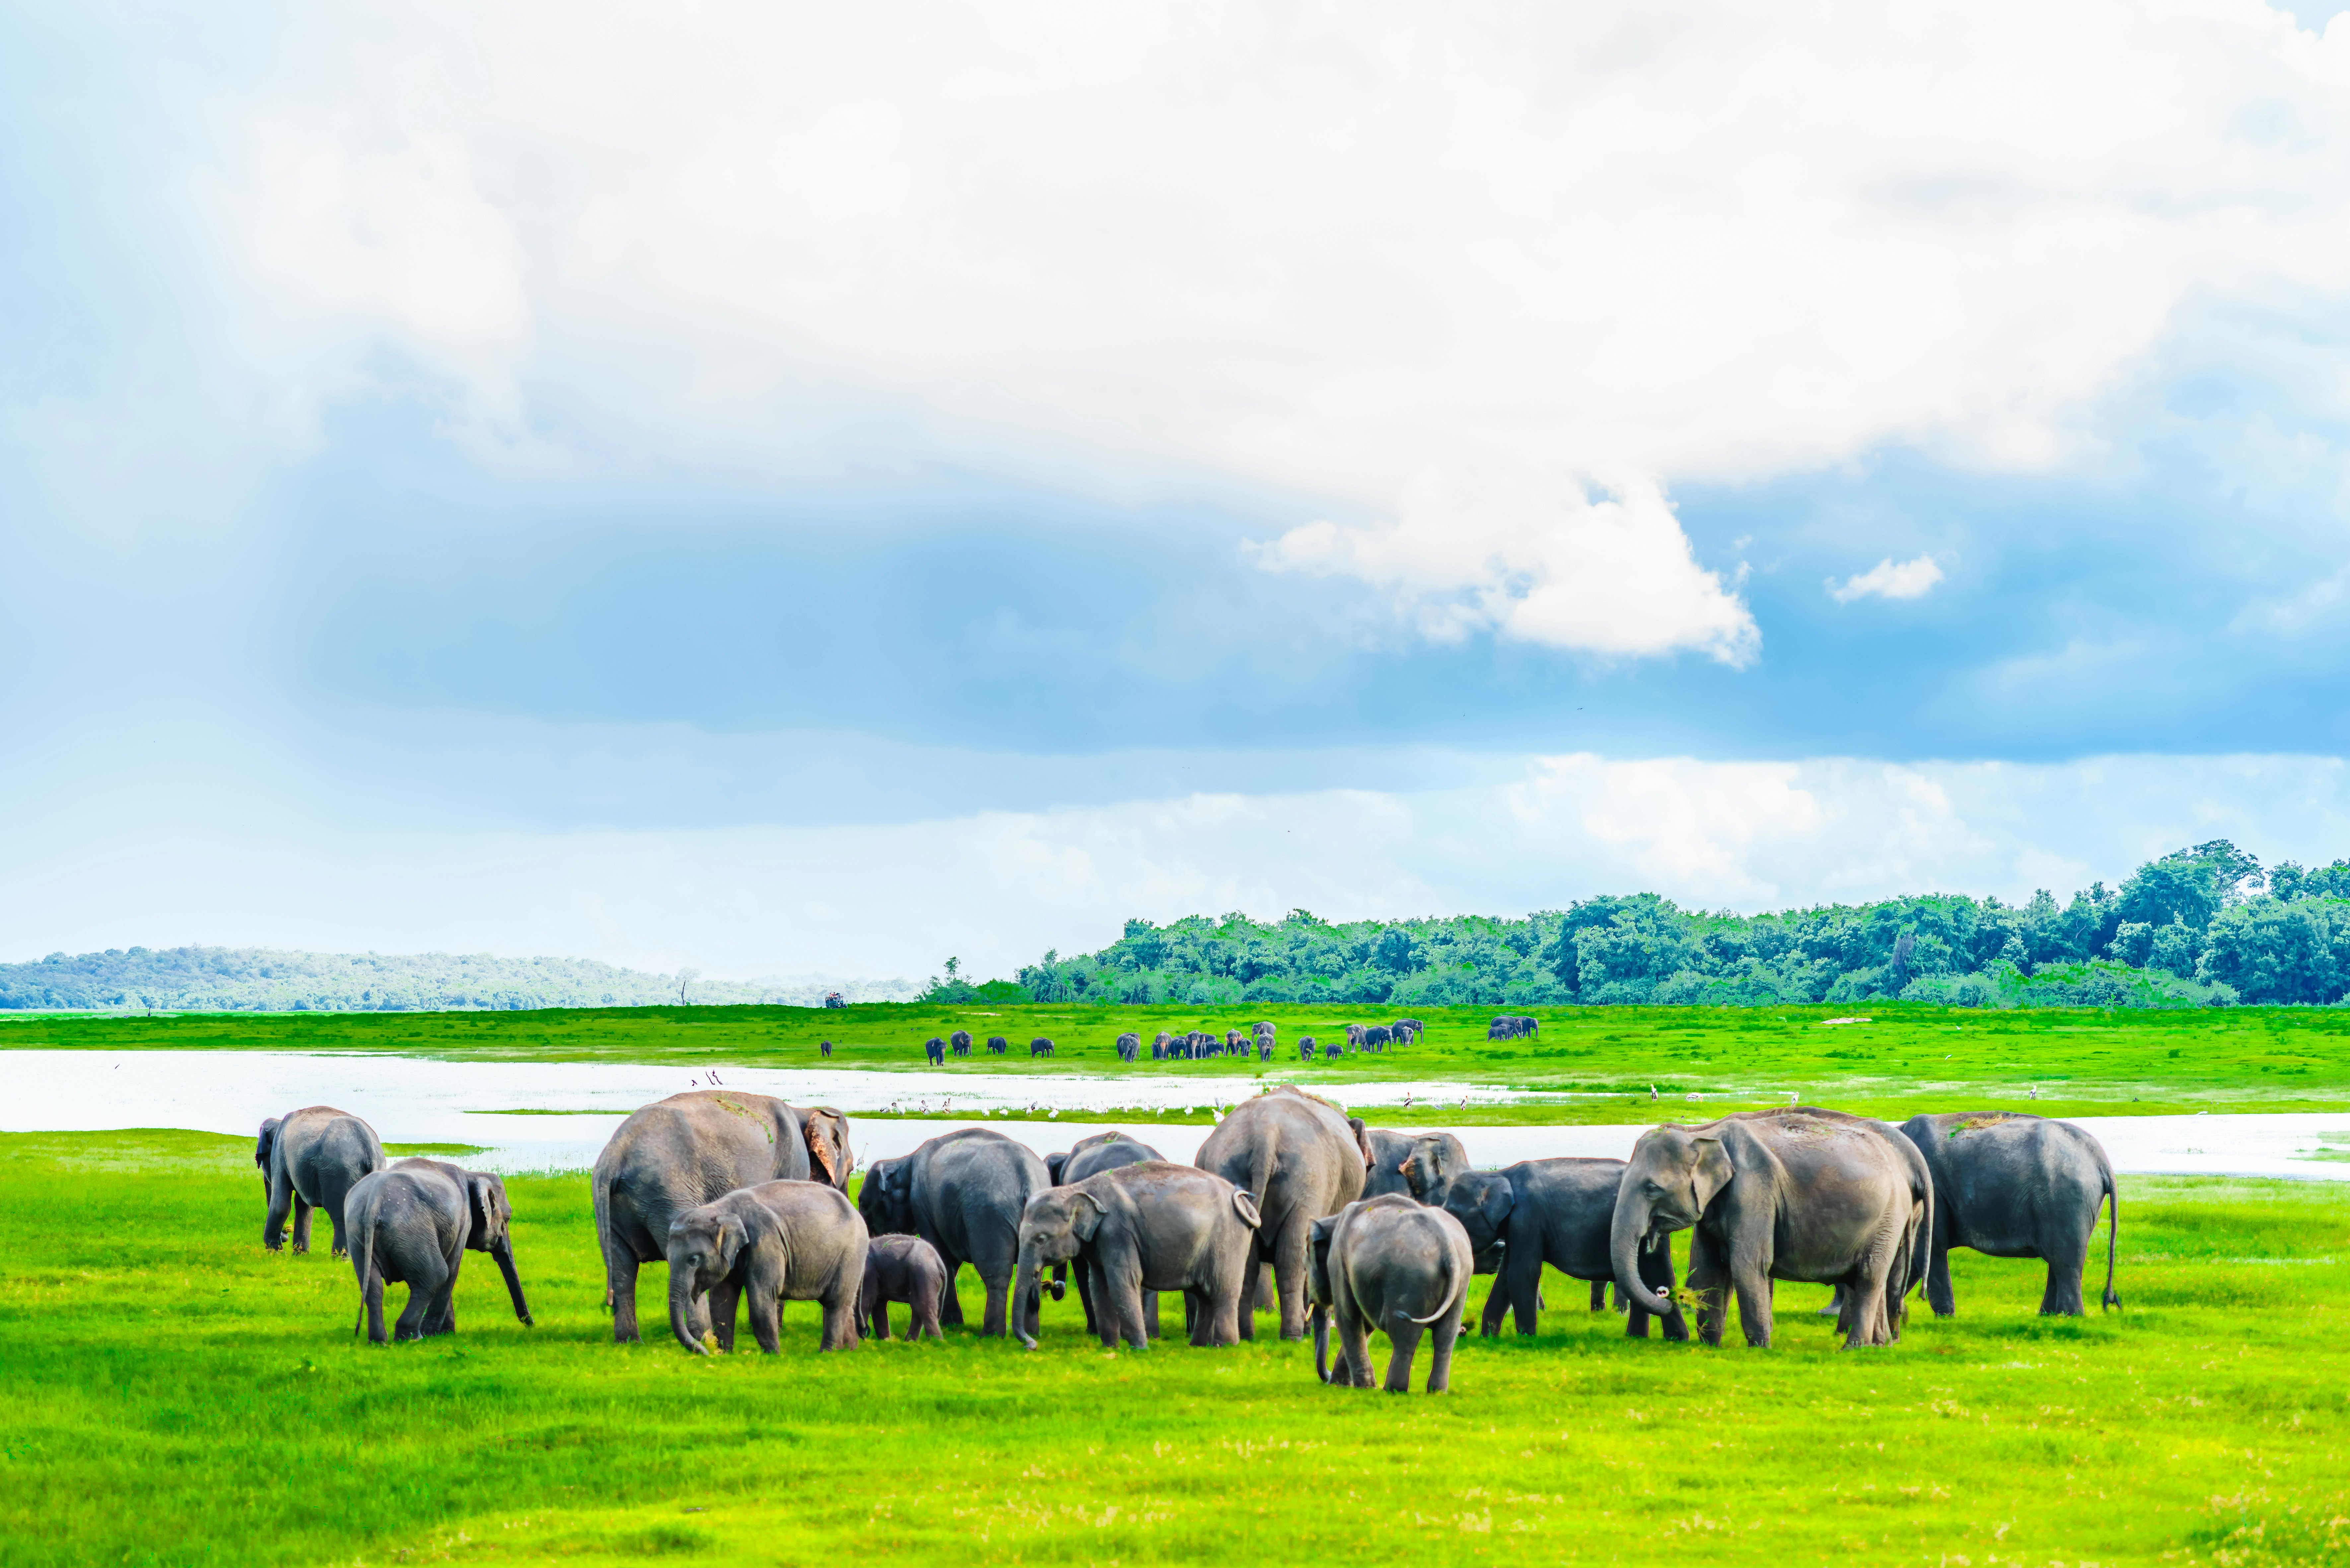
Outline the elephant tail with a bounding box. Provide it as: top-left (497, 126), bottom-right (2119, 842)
top-left (1400, 1246), bottom-right (1466, 1326)
top-left (348, 1204), bottom-right (376, 1336)
top-left (2100, 1159), bottom-right (2120, 1312)
top-left (593, 1168), bottom-right (616, 1313)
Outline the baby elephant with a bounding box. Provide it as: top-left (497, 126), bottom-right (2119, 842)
top-left (667, 1181), bottom-right (869, 1354)
top-left (1309, 1194), bottom-right (1474, 1393)
top-left (1014, 1162), bottom-right (1261, 1349)
top-left (345, 1158), bottom-right (533, 1343)
top-left (858, 1234), bottom-right (948, 1341)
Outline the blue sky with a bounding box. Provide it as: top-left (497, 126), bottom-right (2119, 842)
top-left (9, 1), bottom-right (2350, 981)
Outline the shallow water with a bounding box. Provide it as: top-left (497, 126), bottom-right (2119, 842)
top-left (6, 1049), bottom-right (2347, 1179)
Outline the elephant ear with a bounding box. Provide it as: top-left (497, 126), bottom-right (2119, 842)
top-left (804, 1119), bottom-right (838, 1185)
top-left (1690, 1135), bottom-right (1736, 1211)
top-left (254, 1119), bottom-right (280, 1170)
top-left (1348, 1117), bottom-right (1375, 1170)
top-left (1476, 1177), bottom-right (1515, 1238)
top-left (1069, 1190), bottom-right (1109, 1242)
top-left (1231, 1190), bottom-right (1263, 1229)
top-left (466, 1175), bottom-right (505, 1248)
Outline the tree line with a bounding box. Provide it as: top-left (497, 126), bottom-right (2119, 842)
top-left (984, 842), bottom-right (2350, 1010)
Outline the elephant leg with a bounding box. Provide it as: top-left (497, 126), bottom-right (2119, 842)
top-left (1588, 1279), bottom-right (1607, 1311)
top-left (1074, 1264), bottom-right (1099, 1336)
top-left (1478, 1274), bottom-right (1508, 1338)
top-left (396, 1254), bottom-right (449, 1340)
top-left (1274, 1215), bottom-right (1313, 1341)
top-left (1384, 1316), bottom-right (1425, 1394)
top-left (1506, 1247), bottom-right (1543, 1337)
top-left (2042, 1245), bottom-right (2087, 1317)
top-left (363, 1269), bottom-right (389, 1344)
top-left (1819, 1284), bottom-right (1844, 1318)
top-left (867, 1289), bottom-right (891, 1341)
top-left (1336, 1300), bottom-right (1374, 1388)
top-left (1637, 1238), bottom-right (1686, 1342)
top-left (1731, 1255), bottom-right (1775, 1349)
top-left (747, 1284), bottom-right (781, 1353)
top-left (707, 1277), bottom-right (743, 1352)
top-left (915, 1282), bottom-right (944, 1341)
top-left (426, 1248), bottom-right (461, 1336)
top-left (1427, 1310), bottom-right (1459, 1393)
top-left (1926, 1209), bottom-right (1957, 1317)
top-left (1101, 1263), bottom-right (1149, 1350)
top-left (327, 1203), bottom-right (349, 1260)
top-left (937, 1257), bottom-right (967, 1327)
top-left (820, 1281), bottom-right (858, 1351)
top-left (1142, 1287), bottom-right (1160, 1342)
top-left (291, 1197), bottom-right (315, 1255)
top-left (265, 1171), bottom-right (293, 1252)
top-left (1685, 1230), bottom-right (1729, 1348)
top-left (981, 1269), bottom-right (1010, 1338)
top-left (608, 1251), bottom-right (642, 1343)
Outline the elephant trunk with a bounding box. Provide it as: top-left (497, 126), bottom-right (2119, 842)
top-left (1013, 1256), bottom-right (1042, 1349)
top-left (493, 1239), bottom-right (534, 1326)
top-left (1611, 1194), bottom-right (1673, 1319)
top-left (1313, 1305), bottom-right (1333, 1384)
top-left (669, 1265), bottom-right (708, 1354)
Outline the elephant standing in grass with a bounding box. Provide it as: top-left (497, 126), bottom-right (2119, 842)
top-left (1308, 1195), bottom-right (1474, 1392)
top-left (882, 1128), bottom-right (1051, 1337)
top-left (257, 1107), bottom-right (384, 1257)
top-left (593, 1092), bottom-right (853, 1343)
top-left (1046, 1132), bottom-right (1166, 1336)
top-left (1015, 1162), bottom-right (1261, 1349)
top-left (1437, 1158), bottom-right (1684, 1340)
top-left (1611, 1108), bottom-right (1917, 1349)
top-left (857, 1234), bottom-right (948, 1341)
top-left (1899, 1112), bottom-right (2118, 1316)
top-left (1195, 1086), bottom-right (1371, 1339)
top-left (666, 1181), bottom-right (867, 1353)
top-left (346, 1158), bottom-right (533, 1343)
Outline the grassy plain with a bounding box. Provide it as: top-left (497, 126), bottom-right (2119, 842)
top-left (9, 1001), bottom-right (2350, 1121)
top-left (3, 1129), bottom-right (2348, 1567)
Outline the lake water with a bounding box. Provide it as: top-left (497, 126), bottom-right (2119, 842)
top-left (7, 1049), bottom-right (2346, 1179)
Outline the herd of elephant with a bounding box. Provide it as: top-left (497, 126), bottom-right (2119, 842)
top-left (253, 1086), bottom-right (2119, 1393)
top-left (921, 1020), bottom-right (1428, 1067)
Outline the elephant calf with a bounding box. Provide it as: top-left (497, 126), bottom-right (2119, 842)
top-left (1015, 1162), bottom-right (1261, 1349)
top-left (257, 1106), bottom-right (385, 1257)
top-left (668, 1181), bottom-right (869, 1354)
top-left (345, 1158), bottom-right (533, 1343)
top-left (1308, 1195), bottom-right (1474, 1393)
top-left (858, 1234), bottom-right (948, 1341)
top-left (1436, 1158), bottom-right (1685, 1341)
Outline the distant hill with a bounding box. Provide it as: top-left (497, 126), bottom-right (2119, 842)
top-left (0, 946), bottom-right (918, 1012)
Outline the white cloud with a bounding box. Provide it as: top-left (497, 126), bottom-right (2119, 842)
top-left (1828, 554), bottom-right (1946, 604)
top-left (151, 1), bottom-right (2350, 642)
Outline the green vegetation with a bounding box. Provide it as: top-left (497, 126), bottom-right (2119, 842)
top-left (3, 1129), bottom-right (2347, 1566)
top-left (12, 1002), bottom-right (2350, 1120)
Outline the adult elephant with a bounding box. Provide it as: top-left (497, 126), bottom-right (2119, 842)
top-left (879, 1128), bottom-right (1051, 1337)
top-left (1439, 1158), bottom-right (1684, 1339)
top-left (1015, 1162), bottom-right (1261, 1349)
top-left (592, 1091), bottom-right (853, 1342)
top-left (1046, 1132), bottom-right (1166, 1335)
top-left (1611, 1108), bottom-right (1917, 1348)
top-left (257, 1107), bottom-right (385, 1257)
top-left (1899, 1112), bottom-right (2118, 1316)
top-left (1195, 1085), bottom-right (1371, 1339)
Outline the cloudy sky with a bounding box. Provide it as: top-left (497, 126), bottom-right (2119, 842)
top-left (9, 0), bottom-right (2350, 981)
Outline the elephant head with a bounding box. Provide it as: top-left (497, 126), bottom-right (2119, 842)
top-left (1044, 1152), bottom-right (1070, 1186)
top-left (1436, 1171), bottom-right (1516, 1257)
top-left (254, 1118), bottom-right (282, 1193)
top-left (665, 1194), bottom-right (779, 1354)
top-left (1307, 1213), bottom-right (1341, 1383)
top-left (462, 1172), bottom-right (534, 1327)
top-left (802, 1108), bottom-right (852, 1190)
top-left (856, 1158), bottom-right (912, 1236)
top-left (1611, 1125), bottom-right (1733, 1318)
top-left (1012, 1189), bottom-right (1098, 1348)
top-left (1399, 1136), bottom-right (1463, 1201)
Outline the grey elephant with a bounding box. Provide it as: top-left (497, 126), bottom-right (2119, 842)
top-left (857, 1233), bottom-right (948, 1341)
top-left (1438, 1158), bottom-right (1684, 1340)
top-left (987, 1035), bottom-right (1010, 1055)
top-left (345, 1157), bottom-right (533, 1343)
top-left (1195, 1085), bottom-right (1371, 1339)
top-left (870, 1128), bottom-right (1051, 1337)
top-left (1307, 1195), bottom-right (1474, 1392)
top-left (1363, 1129), bottom-right (1469, 1201)
top-left (592, 1091), bottom-right (853, 1342)
top-left (666, 1180), bottom-right (867, 1353)
top-left (924, 1038), bottom-right (946, 1064)
top-left (257, 1107), bottom-right (385, 1257)
top-left (1898, 1111), bottom-right (2118, 1316)
top-left (1046, 1132), bottom-right (1166, 1335)
top-left (1611, 1108), bottom-right (1919, 1348)
top-left (1115, 1032), bottom-right (1140, 1062)
top-left (1015, 1161), bottom-right (1262, 1349)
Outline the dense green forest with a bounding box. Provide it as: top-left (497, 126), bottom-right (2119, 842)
top-left (988, 841), bottom-right (2350, 1010)
top-left (0, 947), bottom-right (917, 1013)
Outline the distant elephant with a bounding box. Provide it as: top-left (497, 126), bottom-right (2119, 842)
top-left (1611, 1108), bottom-right (1915, 1348)
top-left (819, 1040), bottom-right (833, 1059)
top-left (950, 1030), bottom-right (973, 1056)
top-left (1438, 1158), bottom-right (1684, 1340)
top-left (858, 1233), bottom-right (948, 1341)
top-left (257, 1107), bottom-right (385, 1257)
top-left (1323, 1041), bottom-right (1345, 1058)
top-left (1392, 1018), bottom-right (1423, 1043)
top-left (1363, 1129), bottom-right (1469, 1202)
top-left (1298, 1038), bottom-right (1316, 1061)
top-left (1016, 1162), bottom-right (1262, 1348)
top-left (1345, 1024), bottom-right (1366, 1047)
top-left (1486, 1015), bottom-right (1538, 1041)
top-left (1152, 1032), bottom-right (1172, 1061)
top-left (1030, 1037), bottom-right (1056, 1057)
top-left (345, 1157), bottom-right (533, 1343)
top-left (1115, 1032), bottom-right (1141, 1062)
top-left (1899, 1111), bottom-right (2118, 1316)
top-left (666, 1180), bottom-right (868, 1353)
top-left (987, 1035), bottom-right (1010, 1055)
top-left (1307, 1195), bottom-right (1473, 1392)
top-left (593, 1091), bottom-right (854, 1342)
top-left (888, 1128), bottom-right (1051, 1336)
top-left (1361, 1025), bottom-right (1392, 1052)
top-left (924, 1038), bottom-right (947, 1064)
top-left (1196, 1086), bottom-right (1371, 1339)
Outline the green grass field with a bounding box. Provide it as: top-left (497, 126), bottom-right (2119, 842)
top-left (10, 1001), bottom-right (2350, 1121)
top-left (4, 1128), bottom-right (2348, 1567)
